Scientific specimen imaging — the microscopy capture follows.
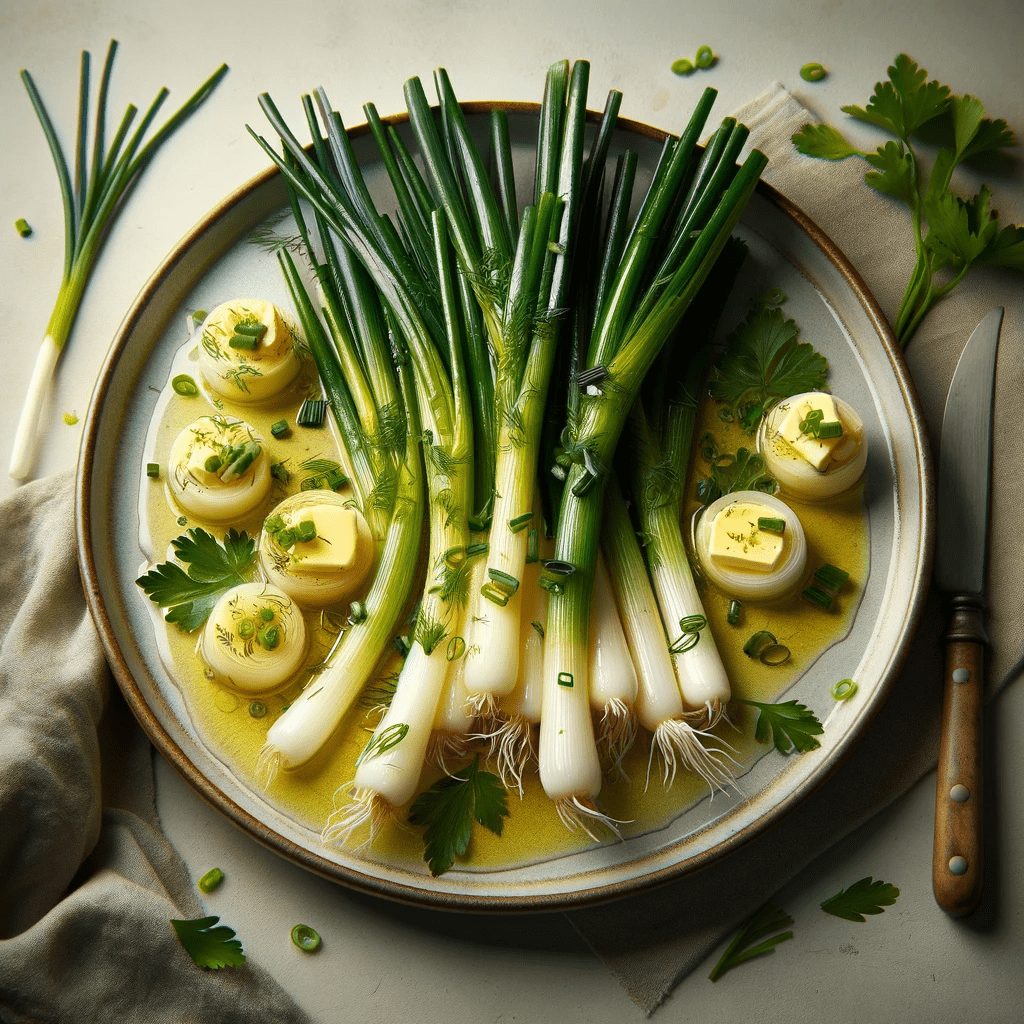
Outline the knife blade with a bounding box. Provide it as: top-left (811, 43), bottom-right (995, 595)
top-left (932, 305), bottom-right (1002, 918)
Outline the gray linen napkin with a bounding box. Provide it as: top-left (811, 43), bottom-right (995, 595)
top-left (0, 473), bottom-right (312, 1024)
top-left (564, 83), bottom-right (1023, 1014)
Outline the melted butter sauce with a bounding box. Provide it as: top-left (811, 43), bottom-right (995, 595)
top-left (142, 331), bottom-right (868, 874)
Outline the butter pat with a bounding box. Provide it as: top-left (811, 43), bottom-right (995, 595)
top-left (286, 504), bottom-right (359, 574)
top-left (184, 436), bottom-right (225, 486)
top-left (776, 394), bottom-right (844, 470)
top-left (707, 501), bottom-right (784, 573)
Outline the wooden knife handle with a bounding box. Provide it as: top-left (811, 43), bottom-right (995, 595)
top-left (932, 594), bottom-right (986, 917)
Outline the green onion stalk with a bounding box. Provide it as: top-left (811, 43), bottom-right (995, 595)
top-left (11, 40), bottom-right (228, 480)
top-left (537, 93), bottom-right (767, 836)
top-left (625, 235), bottom-right (749, 732)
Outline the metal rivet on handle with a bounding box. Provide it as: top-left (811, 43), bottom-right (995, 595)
top-left (950, 784), bottom-right (971, 803)
top-left (952, 668), bottom-right (971, 683)
top-left (948, 856), bottom-right (968, 876)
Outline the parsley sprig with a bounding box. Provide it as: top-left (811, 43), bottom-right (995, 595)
top-left (136, 528), bottom-right (257, 632)
top-left (821, 876), bottom-right (901, 921)
top-left (708, 901), bottom-right (794, 981)
top-left (793, 54), bottom-right (1023, 346)
top-left (408, 757), bottom-right (509, 877)
top-left (735, 697), bottom-right (824, 754)
top-left (170, 915), bottom-right (246, 969)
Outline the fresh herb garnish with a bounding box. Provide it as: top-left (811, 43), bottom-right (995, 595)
top-left (793, 54), bottom-right (1024, 346)
top-left (735, 697), bottom-right (823, 754)
top-left (136, 528), bottom-right (257, 632)
top-left (408, 756), bottom-right (509, 877)
top-left (170, 915), bottom-right (246, 969)
top-left (709, 304), bottom-right (829, 423)
top-left (695, 446), bottom-right (778, 506)
top-left (821, 877), bottom-right (900, 921)
top-left (708, 901), bottom-right (794, 981)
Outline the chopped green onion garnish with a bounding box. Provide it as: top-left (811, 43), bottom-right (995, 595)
top-left (249, 700), bottom-right (267, 718)
top-left (557, 672), bottom-right (574, 688)
top-left (680, 614), bottom-right (707, 633)
top-left (757, 516), bottom-right (785, 533)
top-left (541, 559), bottom-right (576, 576)
top-left (802, 584), bottom-right (834, 609)
top-left (465, 542), bottom-right (489, 558)
top-left (270, 419), bottom-right (289, 438)
top-left (270, 462), bottom-right (290, 483)
top-left (191, 309), bottom-right (208, 327)
top-left (259, 607), bottom-right (275, 622)
top-left (695, 45), bottom-right (715, 68)
top-left (326, 468), bottom-right (348, 490)
top-left (743, 630), bottom-right (777, 658)
top-left (538, 575), bottom-right (564, 595)
top-left (172, 374), bottom-right (199, 396)
top-left (814, 563), bottom-right (849, 591)
top-left (228, 332), bottom-right (257, 351)
top-left (296, 398), bottom-right (327, 427)
top-left (727, 599), bottom-right (742, 625)
top-left (176, 515), bottom-right (188, 526)
top-left (15, 217), bottom-right (32, 237)
top-left (482, 568), bottom-right (520, 607)
top-left (258, 625), bottom-right (280, 651)
top-left (831, 678), bottom-right (858, 701)
top-left (290, 924), bottom-right (322, 952)
top-left (234, 320), bottom-right (266, 338)
top-left (577, 365), bottom-right (609, 389)
top-left (348, 600), bottom-right (367, 624)
top-left (204, 454), bottom-right (223, 473)
top-left (525, 528), bottom-right (539, 564)
top-left (759, 643), bottom-right (791, 666)
top-left (197, 868), bottom-right (224, 893)
top-left (816, 421), bottom-right (843, 439)
top-left (508, 511), bottom-right (533, 533)
top-left (800, 62), bottom-right (827, 82)
top-left (446, 636), bottom-right (466, 662)
top-left (671, 58), bottom-right (695, 76)
top-left (238, 619), bottom-right (255, 639)
top-left (146, 463), bottom-right (160, 479)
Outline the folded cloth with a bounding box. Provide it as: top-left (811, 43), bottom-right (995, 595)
top-left (0, 473), bottom-right (312, 1024)
top-left (565, 83), bottom-right (1023, 1015)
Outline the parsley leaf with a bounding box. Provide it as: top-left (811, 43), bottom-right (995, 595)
top-left (695, 445), bottom-right (778, 507)
top-left (821, 877), bottom-right (900, 921)
top-left (408, 756), bottom-right (509, 876)
top-left (735, 697), bottom-right (824, 754)
top-left (170, 915), bottom-right (247, 969)
top-left (709, 304), bottom-right (829, 413)
top-left (792, 54), bottom-right (1022, 346)
top-left (708, 901), bottom-right (794, 981)
top-left (136, 528), bottom-right (257, 632)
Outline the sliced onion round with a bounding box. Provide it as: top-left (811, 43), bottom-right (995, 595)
top-left (756, 392), bottom-right (867, 501)
top-left (694, 490), bottom-right (808, 601)
top-left (200, 582), bottom-right (308, 694)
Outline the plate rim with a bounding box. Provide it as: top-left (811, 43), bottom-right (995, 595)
top-left (76, 99), bottom-right (935, 912)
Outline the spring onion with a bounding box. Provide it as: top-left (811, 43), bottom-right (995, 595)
top-left (15, 218), bottom-right (33, 237)
top-left (290, 924), bottom-right (322, 952)
top-left (197, 868), bottom-right (224, 894)
top-left (831, 678), bottom-right (858, 701)
top-left (172, 374), bottom-right (199, 397)
top-left (11, 41), bottom-right (227, 480)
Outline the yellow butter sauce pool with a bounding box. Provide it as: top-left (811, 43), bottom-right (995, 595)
top-left (141, 331), bottom-right (868, 873)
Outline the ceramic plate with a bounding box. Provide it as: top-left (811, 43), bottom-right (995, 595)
top-left (77, 103), bottom-right (933, 911)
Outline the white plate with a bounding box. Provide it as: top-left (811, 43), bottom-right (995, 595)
top-left (77, 102), bottom-right (933, 911)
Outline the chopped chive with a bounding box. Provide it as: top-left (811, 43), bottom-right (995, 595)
top-left (482, 569), bottom-right (519, 606)
top-left (270, 461), bottom-right (290, 483)
top-left (15, 217), bottom-right (33, 237)
top-left (237, 619), bottom-right (255, 639)
top-left (695, 45), bottom-right (716, 68)
top-left (326, 468), bottom-right (348, 490)
top-left (446, 635), bottom-right (466, 662)
top-left (228, 332), bottom-right (257, 350)
top-left (508, 511), bottom-right (533, 533)
top-left (197, 868), bottom-right (224, 893)
top-left (296, 398), bottom-right (327, 427)
top-left (541, 559), bottom-right (576, 576)
top-left (759, 643), bottom-right (791, 666)
top-left (525, 528), bottom-right (539, 564)
top-left (831, 678), bottom-right (858, 701)
top-left (802, 584), bottom-right (834, 609)
top-left (465, 542), bottom-right (489, 558)
top-left (171, 374), bottom-right (199, 396)
top-left (816, 421), bottom-right (843, 439)
top-left (680, 614), bottom-right (707, 634)
top-left (258, 625), bottom-right (280, 651)
top-left (671, 58), bottom-right (695, 76)
top-left (668, 631), bottom-right (701, 654)
top-left (234, 321), bottom-right (266, 338)
top-left (146, 462), bottom-right (160, 478)
top-left (348, 601), bottom-right (367, 624)
top-left (727, 599), bottom-right (742, 625)
top-left (249, 700), bottom-right (267, 718)
top-left (259, 607), bottom-right (275, 622)
top-left (800, 62), bottom-right (827, 82)
top-left (757, 516), bottom-right (785, 533)
top-left (577, 365), bottom-right (609, 388)
top-left (270, 418), bottom-right (289, 438)
top-left (290, 924), bottom-right (322, 952)
top-left (743, 630), bottom-right (777, 657)
top-left (813, 563), bottom-right (849, 591)
top-left (557, 672), bottom-right (574, 688)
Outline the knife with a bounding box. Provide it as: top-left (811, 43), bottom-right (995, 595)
top-left (932, 305), bottom-right (1002, 918)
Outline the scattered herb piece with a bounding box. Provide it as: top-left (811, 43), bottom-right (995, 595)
top-left (695, 45), bottom-right (716, 69)
top-left (793, 54), bottom-right (1024, 346)
top-left (299, 456), bottom-right (347, 491)
top-left (831, 678), bottom-right (858, 701)
top-left (291, 924), bottom-right (322, 952)
top-left (736, 697), bottom-right (824, 754)
top-left (743, 630), bottom-right (777, 658)
top-left (800, 62), bottom-right (827, 82)
top-left (170, 915), bottom-right (246, 969)
top-left (821, 877), bottom-right (900, 921)
top-left (63, 411), bottom-right (78, 425)
top-left (708, 901), bottom-right (794, 981)
top-left (146, 462), bottom-right (160, 479)
top-left (671, 58), bottom-right (694, 76)
top-left (695, 446), bottom-right (778, 506)
top-left (197, 868), bottom-right (224, 893)
top-left (135, 528), bottom-right (257, 632)
top-left (727, 599), bottom-right (742, 625)
top-left (408, 756), bottom-right (509, 877)
top-left (757, 516), bottom-right (785, 533)
top-left (15, 217), bottom-right (33, 237)
top-left (172, 374), bottom-right (199, 396)
top-left (296, 398), bottom-right (327, 427)
top-left (249, 700), bottom-right (267, 718)
top-left (270, 418), bottom-right (290, 438)
top-left (270, 461), bottom-right (290, 483)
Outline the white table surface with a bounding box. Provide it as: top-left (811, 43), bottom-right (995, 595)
top-left (3, 1), bottom-right (1022, 1020)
